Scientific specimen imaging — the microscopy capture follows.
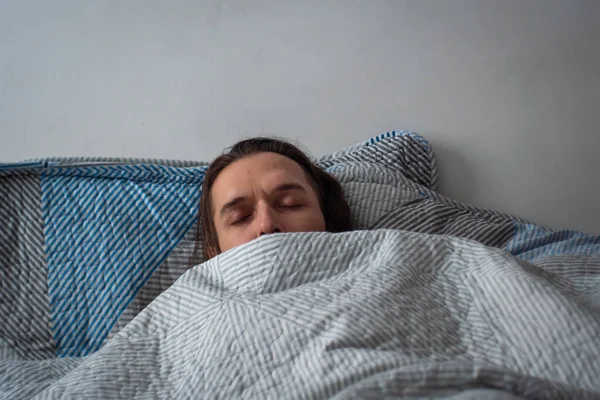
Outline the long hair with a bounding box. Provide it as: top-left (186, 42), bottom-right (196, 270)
top-left (199, 137), bottom-right (352, 260)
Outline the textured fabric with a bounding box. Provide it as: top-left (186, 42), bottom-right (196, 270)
top-left (21, 157), bottom-right (209, 168)
top-left (0, 174), bottom-right (55, 360)
top-left (2, 231), bottom-right (599, 399)
top-left (505, 222), bottom-right (600, 261)
top-left (371, 198), bottom-right (516, 248)
top-left (3, 128), bottom-right (600, 397)
top-left (108, 220), bottom-right (203, 338)
top-left (0, 132), bottom-right (439, 359)
top-left (318, 130), bottom-right (438, 190)
top-left (333, 164), bottom-right (423, 230)
top-left (40, 166), bottom-right (204, 357)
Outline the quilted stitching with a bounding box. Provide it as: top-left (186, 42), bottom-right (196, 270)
top-left (40, 173), bottom-right (202, 357)
top-left (0, 175), bottom-right (55, 360)
top-left (4, 231), bottom-right (599, 398)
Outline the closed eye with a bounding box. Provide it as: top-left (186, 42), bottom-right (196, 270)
top-left (231, 214), bottom-right (252, 226)
top-left (277, 194), bottom-right (305, 209)
top-left (279, 204), bottom-right (303, 210)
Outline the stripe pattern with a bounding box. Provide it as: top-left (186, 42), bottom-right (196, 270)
top-left (0, 161), bottom-right (52, 171)
top-left (0, 131), bottom-right (441, 360)
top-left (5, 128), bottom-right (599, 371)
top-left (40, 163), bottom-right (207, 182)
top-left (326, 158), bottom-right (520, 245)
top-left (371, 198), bottom-right (516, 248)
top-left (318, 130), bottom-right (438, 190)
top-left (22, 157), bottom-right (209, 168)
top-left (506, 223), bottom-right (600, 261)
top-left (40, 166), bottom-right (204, 357)
top-left (0, 174), bottom-right (55, 360)
top-left (108, 219), bottom-right (203, 338)
top-left (6, 230), bottom-right (600, 398)
top-left (338, 177), bottom-right (423, 230)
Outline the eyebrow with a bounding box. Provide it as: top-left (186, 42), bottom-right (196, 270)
top-left (218, 182), bottom-right (308, 219)
top-left (273, 182), bottom-right (307, 194)
top-left (219, 196), bottom-right (248, 219)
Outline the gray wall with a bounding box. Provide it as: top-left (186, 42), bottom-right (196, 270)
top-left (1, 0), bottom-right (599, 233)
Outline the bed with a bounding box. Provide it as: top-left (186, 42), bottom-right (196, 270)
top-left (1, 131), bottom-right (599, 399)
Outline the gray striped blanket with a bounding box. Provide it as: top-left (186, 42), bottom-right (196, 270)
top-left (2, 230), bottom-right (600, 399)
top-left (2, 131), bottom-right (600, 398)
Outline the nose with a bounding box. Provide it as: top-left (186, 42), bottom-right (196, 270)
top-left (256, 203), bottom-right (282, 237)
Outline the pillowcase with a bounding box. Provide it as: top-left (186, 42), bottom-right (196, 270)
top-left (318, 130), bottom-right (437, 190)
top-left (317, 130), bottom-right (437, 230)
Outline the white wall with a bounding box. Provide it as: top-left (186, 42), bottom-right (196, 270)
top-left (1, 0), bottom-right (599, 234)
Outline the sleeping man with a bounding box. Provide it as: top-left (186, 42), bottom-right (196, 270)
top-left (200, 137), bottom-right (353, 259)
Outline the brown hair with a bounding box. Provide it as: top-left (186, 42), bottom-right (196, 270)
top-left (199, 137), bottom-right (352, 260)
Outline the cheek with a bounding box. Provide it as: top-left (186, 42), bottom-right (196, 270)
top-left (216, 226), bottom-right (254, 253)
top-left (285, 208), bottom-right (326, 232)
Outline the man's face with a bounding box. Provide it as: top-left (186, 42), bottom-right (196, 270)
top-left (210, 152), bottom-right (326, 254)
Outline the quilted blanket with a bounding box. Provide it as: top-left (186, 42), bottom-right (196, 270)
top-left (2, 132), bottom-right (600, 398)
top-left (2, 230), bottom-right (600, 399)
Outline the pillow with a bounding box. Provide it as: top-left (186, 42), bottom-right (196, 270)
top-left (318, 131), bottom-right (437, 229)
top-left (0, 130), bottom-right (436, 359)
top-left (318, 130), bottom-right (437, 190)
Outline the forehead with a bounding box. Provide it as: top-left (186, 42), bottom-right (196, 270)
top-left (211, 152), bottom-right (312, 202)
